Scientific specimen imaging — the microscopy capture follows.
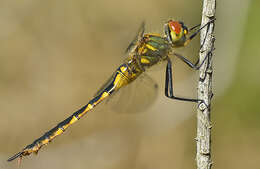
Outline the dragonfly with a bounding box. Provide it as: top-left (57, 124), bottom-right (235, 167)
top-left (8, 18), bottom-right (215, 163)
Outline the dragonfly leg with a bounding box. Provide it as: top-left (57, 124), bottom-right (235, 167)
top-left (173, 47), bottom-right (215, 70)
top-left (184, 18), bottom-right (215, 47)
top-left (164, 58), bottom-right (204, 103)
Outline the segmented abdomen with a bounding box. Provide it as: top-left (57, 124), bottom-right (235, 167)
top-left (8, 63), bottom-right (136, 161)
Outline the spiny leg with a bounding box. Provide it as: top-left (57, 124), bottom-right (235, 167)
top-left (165, 58), bottom-right (202, 103)
top-left (172, 17), bottom-right (216, 70)
top-left (166, 47), bottom-right (215, 107)
top-left (200, 21), bottom-right (212, 49)
top-left (172, 47), bottom-right (215, 70)
top-left (184, 18), bottom-right (216, 47)
top-left (188, 23), bottom-right (201, 31)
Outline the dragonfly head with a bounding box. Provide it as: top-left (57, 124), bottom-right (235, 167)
top-left (164, 20), bottom-right (188, 46)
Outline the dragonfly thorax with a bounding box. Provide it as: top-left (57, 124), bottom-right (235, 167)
top-left (137, 34), bottom-right (171, 69)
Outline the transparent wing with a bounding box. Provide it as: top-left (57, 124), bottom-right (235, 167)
top-left (94, 22), bottom-right (147, 114)
top-left (102, 73), bottom-right (158, 114)
top-left (125, 21), bottom-right (145, 55)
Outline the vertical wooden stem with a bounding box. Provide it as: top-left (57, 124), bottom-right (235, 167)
top-left (196, 0), bottom-right (216, 169)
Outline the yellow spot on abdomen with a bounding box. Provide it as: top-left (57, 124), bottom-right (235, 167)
top-left (87, 104), bottom-right (93, 109)
top-left (102, 92), bottom-right (109, 98)
top-left (69, 116), bottom-right (79, 124)
top-left (77, 105), bottom-right (91, 119)
top-left (55, 128), bottom-right (64, 136)
top-left (114, 74), bottom-right (128, 89)
top-left (120, 66), bottom-right (127, 72)
top-left (42, 138), bottom-right (50, 144)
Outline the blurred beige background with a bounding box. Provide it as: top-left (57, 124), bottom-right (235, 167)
top-left (1, 0), bottom-right (259, 169)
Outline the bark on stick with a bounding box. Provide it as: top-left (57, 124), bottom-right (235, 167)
top-left (196, 0), bottom-right (216, 169)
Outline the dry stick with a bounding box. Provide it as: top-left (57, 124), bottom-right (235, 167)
top-left (196, 0), bottom-right (216, 169)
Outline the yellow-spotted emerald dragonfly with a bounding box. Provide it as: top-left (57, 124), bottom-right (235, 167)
top-left (8, 19), bottom-right (215, 163)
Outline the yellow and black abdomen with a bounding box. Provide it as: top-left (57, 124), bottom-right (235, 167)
top-left (7, 63), bottom-right (141, 161)
top-left (138, 34), bottom-right (171, 68)
top-left (95, 63), bottom-right (142, 96)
